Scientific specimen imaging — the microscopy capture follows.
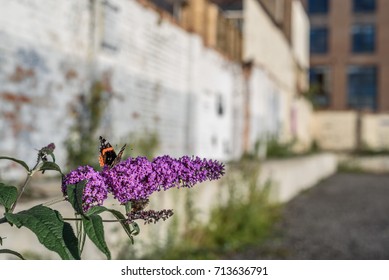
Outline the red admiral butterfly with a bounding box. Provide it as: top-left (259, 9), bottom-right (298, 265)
top-left (99, 136), bottom-right (126, 168)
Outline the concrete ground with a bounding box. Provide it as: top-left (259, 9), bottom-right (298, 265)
top-left (229, 172), bottom-right (389, 260)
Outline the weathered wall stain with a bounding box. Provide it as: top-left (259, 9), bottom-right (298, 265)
top-left (65, 69), bottom-right (78, 80)
top-left (8, 66), bottom-right (35, 83)
top-left (1, 91), bottom-right (34, 137)
top-left (1, 91), bottom-right (32, 103)
top-left (15, 48), bottom-right (48, 73)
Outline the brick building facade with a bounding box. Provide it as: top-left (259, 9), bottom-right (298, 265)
top-left (301, 0), bottom-right (389, 112)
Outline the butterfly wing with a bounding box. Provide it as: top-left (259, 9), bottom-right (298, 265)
top-left (110, 144), bottom-right (126, 168)
top-left (99, 136), bottom-right (127, 168)
top-left (99, 136), bottom-right (117, 167)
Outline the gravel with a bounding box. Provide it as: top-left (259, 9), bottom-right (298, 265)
top-left (229, 172), bottom-right (389, 259)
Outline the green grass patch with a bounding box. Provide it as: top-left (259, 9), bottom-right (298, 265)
top-left (141, 161), bottom-right (281, 260)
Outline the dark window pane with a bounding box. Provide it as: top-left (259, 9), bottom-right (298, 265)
top-left (353, 0), bottom-right (376, 12)
top-left (309, 66), bottom-right (331, 107)
top-left (352, 24), bottom-right (375, 53)
top-left (347, 66), bottom-right (377, 110)
top-left (310, 27), bottom-right (328, 54)
top-left (148, 0), bottom-right (174, 14)
top-left (308, 0), bottom-right (329, 14)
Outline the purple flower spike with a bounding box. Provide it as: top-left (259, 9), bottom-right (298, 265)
top-left (62, 155), bottom-right (224, 210)
top-left (102, 157), bottom-right (158, 204)
top-left (102, 155), bottom-right (225, 205)
top-left (62, 165), bottom-right (108, 212)
top-left (152, 155), bottom-right (225, 190)
top-left (127, 209), bottom-right (174, 224)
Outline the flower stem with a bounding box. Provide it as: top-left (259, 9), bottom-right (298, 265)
top-left (63, 217), bottom-right (127, 222)
top-left (9, 160), bottom-right (41, 213)
top-left (42, 196), bottom-right (66, 207)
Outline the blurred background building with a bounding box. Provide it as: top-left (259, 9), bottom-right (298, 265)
top-left (301, 0), bottom-right (389, 112)
top-left (0, 0), bottom-right (312, 177)
top-left (2, 0), bottom-right (389, 171)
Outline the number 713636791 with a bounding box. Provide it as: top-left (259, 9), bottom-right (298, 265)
top-left (214, 266), bottom-right (268, 276)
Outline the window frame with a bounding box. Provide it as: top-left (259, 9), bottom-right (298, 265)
top-left (310, 26), bottom-right (329, 54)
top-left (353, 0), bottom-right (376, 13)
top-left (308, 0), bottom-right (329, 14)
top-left (351, 23), bottom-right (376, 54)
top-left (309, 65), bottom-right (331, 108)
top-left (347, 65), bottom-right (378, 111)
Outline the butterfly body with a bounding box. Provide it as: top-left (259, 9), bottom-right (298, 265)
top-left (99, 136), bottom-right (126, 168)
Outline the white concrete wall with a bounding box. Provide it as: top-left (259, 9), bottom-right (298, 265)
top-left (291, 0), bottom-right (309, 70)
top-left (361, 114), bottom-right (389, 150)
top-left (0, 0), bottom-right (242, 173)
top-left (242, 0), bottom-right (311, 146)
top-left (260, 153), bottom-right (337, 203)
top-left (313, 111), bottom-right (389, 152)
top-left (243, 0), bottom-right (296, 94)
top-left (292, 97), bottom-right (314, 151)
top-left (190, 47), bottom-right (239, 161)
top-left (339, 155), bottom-right (389, 173)
top-left (313, 111), bottom-right (358, 150)
top-left (249, 67), bottom-right (282, 146)
top-left (93, 0), bottom-right (194, 157)
top-left (0, 0), bottom-right (313, 175)
top-left (0, 0), bottom-right (91, 174)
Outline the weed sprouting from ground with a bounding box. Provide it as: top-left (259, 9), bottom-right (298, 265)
top-left (141, 160), bottom-right (281, 260)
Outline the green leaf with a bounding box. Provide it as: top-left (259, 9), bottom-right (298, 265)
top-left (0, 156), bottom-right (29, 172)
top-left (63, 222), bottom-right (81, 259)
top-left (0, 249), bottom-right (25, 260)
top-left (105, 208), bottom-right (133, 237)
top-left (86, 206), bottom-right (135, 243)
top-left (131, 222), bottom-right (140, 236)
top-left (85, 206), bottom-right (106, 216)
top-left (5, 205), bottom-right (80, 260)
top-left (46, 150), bottom-right (56, 162)
top-left (82, 215), bottom-right (111, 259)
top-left (66, 181), bottom-right (86, 215)
top-left (105, 208), bottom-right (135, 242)
top-left (0, 183), bottom-right (18, 213)
top-left (39, 162), bottom-right (62, 175)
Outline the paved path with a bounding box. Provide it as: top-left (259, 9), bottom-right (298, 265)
top-left (230, 172), bottom-right (389, 259)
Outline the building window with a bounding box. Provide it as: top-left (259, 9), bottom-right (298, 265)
top-left (309, 66), bottom-right (331, 107)
top-left (352, 24), bottom-right (375, 53)
top-left (310, 27), bottom-right (328, 54)
top-left (308, 0), bottom-right (329, 14)
top-left (353, 0), bottom-right (376, 12)
top-left (347, 66), bottom-right (377, 111)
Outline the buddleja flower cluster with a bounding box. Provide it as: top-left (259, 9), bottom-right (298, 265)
top-left (62, 155), bottom-right (224, 223)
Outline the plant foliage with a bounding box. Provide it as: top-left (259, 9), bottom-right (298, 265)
top-left (0, 142), bottom-right (224, 260)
